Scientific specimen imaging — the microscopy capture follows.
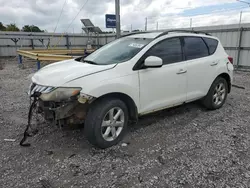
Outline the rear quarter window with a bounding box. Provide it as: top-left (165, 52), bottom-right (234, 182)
top-left (183, 37), bottom-right (209, 60)
top-left (203, 37), bottom-right (219, 55)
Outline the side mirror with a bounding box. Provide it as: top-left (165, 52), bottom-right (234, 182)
top-left (144, 56), bottom-right (163, 68)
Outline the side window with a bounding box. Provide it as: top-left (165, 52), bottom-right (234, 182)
top-left (184, 37), bottom-right (209, 60)
top-left (146, 38), bottom-right (183, 65)
top-left (203, 37), bottom-right (218, 55)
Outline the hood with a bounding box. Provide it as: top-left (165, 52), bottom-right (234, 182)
top-left (32, 59), bottom-right (115, 86)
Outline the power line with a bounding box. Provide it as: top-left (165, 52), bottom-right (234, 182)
top-left (53, 0), bottom-right (89, 48)
top-left (65, 0), bottom-right (89, 32)
top-left (237, 0), bottom-right (250, 6)
top-left (147, 11), bottom-right (250, 30)
top-left (147, 5), bottom-right (249, 22)
top-left (183, 5), bottom-right (249, 17)
top-left (151, 6), bottom-right (250, 26)
top-left (53, 0), bottom-right (67, 33)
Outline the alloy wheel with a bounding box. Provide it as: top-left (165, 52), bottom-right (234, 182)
top-left (101, 107), bottom-right (125, 141)
top-left (213, 82), bottom-right (226, 106)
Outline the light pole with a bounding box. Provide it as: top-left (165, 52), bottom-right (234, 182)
top-left (190, 18), bottom-right (192, 28)
top-left (115, 0), bottom-right (121, 38)
top-left (236, 0), bottom-right (250, 25)
top-left (235, 0), bottom-right (249, 69)
top-left (239, 11), bottom-right (243, 26)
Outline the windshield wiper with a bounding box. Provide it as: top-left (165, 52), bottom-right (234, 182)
top-left (84, 60), bottom-right (98, 65)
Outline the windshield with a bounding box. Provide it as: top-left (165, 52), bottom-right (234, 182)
top-left (84, 37), bottom-right (152, 65)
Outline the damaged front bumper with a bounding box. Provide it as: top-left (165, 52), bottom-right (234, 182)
top-left (38, 99), bottom-right (89, 126)
top-left (29, 83), bottom-right (94, 126)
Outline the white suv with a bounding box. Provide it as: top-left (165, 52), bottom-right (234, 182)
top-left (29, 30), bottom-right (234, 148)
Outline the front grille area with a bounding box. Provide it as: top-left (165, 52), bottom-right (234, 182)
top-left (29, 83), bottom-right (55, 96)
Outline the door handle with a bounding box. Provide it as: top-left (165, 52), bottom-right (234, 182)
top-left (210, 62), bottom-right (218, 66)
top-left (176, 69), bottom-right (187, 74)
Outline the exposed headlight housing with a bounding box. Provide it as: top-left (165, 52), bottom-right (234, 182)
top-left (78, 92), bottom-right (94, 104)
top-left (40, 87), bottom-right (81, 102)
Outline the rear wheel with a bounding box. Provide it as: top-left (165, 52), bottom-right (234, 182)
top-left (84, 98), bottom-right (128, 149)
top-left (202, 77), bottom-right (228, 110)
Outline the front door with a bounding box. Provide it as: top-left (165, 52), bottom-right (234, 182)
top-left (138, 37), bottom-right (187, 114)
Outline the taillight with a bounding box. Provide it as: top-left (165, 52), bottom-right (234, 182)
top-left (228, 56), bottom-right (233, 64)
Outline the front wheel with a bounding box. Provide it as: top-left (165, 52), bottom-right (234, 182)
top-left (84, 98), bottom-right (128, 149)
top-left (202, 77), bottom-right (228, 110)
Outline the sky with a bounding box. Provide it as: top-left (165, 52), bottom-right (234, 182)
top-left (0, 0), bottom-right (250, 33)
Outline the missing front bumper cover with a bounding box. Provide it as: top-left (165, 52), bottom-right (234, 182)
top-left (20, 93), bottom-right (92, 147)
top-left (38, 99), bottom-right (90, 125)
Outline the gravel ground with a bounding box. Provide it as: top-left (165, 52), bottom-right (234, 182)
top-left (1, 59), bottom-right (250, 188)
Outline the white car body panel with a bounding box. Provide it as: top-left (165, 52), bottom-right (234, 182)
top-left (186, 41), bottom-right (233, 102)
top-left (32, 59), bottom-right (116, 87)
top-left (62, 61), bottom-right (140, 109)
top-left (31, 32), bottom-right (233, 115)
top-left (139, 61), bottom-right (187, 114)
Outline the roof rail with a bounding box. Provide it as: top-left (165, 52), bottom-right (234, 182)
top-left (156, 29), bottom-right (211, 38)
top-left (120, 29), bottom-right (211, 39)
top-left (121, 31), bottom-right (154, 38)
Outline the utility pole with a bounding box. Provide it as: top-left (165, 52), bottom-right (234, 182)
top-left (156, 22), bottom-right (158, 30)
top-left (145, 17), bottom-right (147, 31)
top-left (115, 0), bottom-right (121, 38)
top-left (131, 24), bottom-right (132, 32)
top-left (236, 11), bottom-right (243, 69)
top-left (239, 11), bottom-right (243, 26)
top-left (190, 18), bottom-right (192, 28)
top-left (237, 0), bottom-right (250, 27)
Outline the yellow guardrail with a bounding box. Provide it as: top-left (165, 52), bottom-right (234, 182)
top-left (23, 49), bottom-right (95, 55)
top-left (17, 50), bottom-right (74, 61)
top-left (17, 48), bottom-right (95, 70)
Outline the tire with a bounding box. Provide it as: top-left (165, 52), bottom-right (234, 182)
top-left (202, 77), bottom-right (228, 110)
top-left (84, 98), bottom-right (128, 149)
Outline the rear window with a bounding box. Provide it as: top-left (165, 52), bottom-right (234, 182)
top-left (203, 37), bottom-right (218, 55)
top-left (184, 37), bottom-right (209, 60)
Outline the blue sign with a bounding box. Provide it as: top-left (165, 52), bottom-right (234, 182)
top-left (105, 14), bottom-right (116, 28)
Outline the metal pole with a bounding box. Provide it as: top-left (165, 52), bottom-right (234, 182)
top-left (131, 24), bottom-right (132, 32)
top-left (31, 39), bottom-right (34, 49)
top-left (97, 32), bottom-right (100, 48)
top-left (73, 28), bottom-right (75, 48)
top-left (190, 18), bottom-right (192, 28)
top-left (156, 22), bottom-right (158, 30)
top-left (236, 27), bottom-right (243, 68)
top-left (37, 60), bottom-right (41, 70)
top-left (239, 11), bottom-right (243, 26)
top-left (145, 17), bottom-right (147, 31)
top-left (236, 11), bottom-right (243, 69)
top-left (115, 0), bottom-right (121, 38)
top-left (65, 35), bottom-right (69, 49)
top-left (18, 55), bottom-right (23, 66)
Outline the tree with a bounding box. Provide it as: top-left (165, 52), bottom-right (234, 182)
top-left (0, 22), bottom-right (6, 31)
top-left (22, 25), bottom-right (44, 32)
top-left (22, 25), bottom-right (31, 32)
top-left (5, 24), bottom-right (20, 31)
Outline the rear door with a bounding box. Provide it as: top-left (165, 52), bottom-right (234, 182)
top-left (183, 36), bottom-right (218, 102)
